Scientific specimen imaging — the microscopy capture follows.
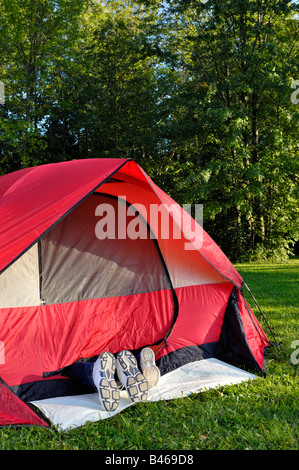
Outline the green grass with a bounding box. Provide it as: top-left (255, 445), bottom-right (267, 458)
top-left (1, 259), bottom-right (298, 450)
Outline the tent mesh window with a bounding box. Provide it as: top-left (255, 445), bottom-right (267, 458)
top-left (40, 194), bottom-right (171, 304)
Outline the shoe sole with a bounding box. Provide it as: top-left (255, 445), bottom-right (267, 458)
top-left (140, 347), bottom-right (155, 365)
top-left (140, 348), bottom-right (160, 388)
top-left (116, 350), bottom-right (148, 403)
top-left (143, 364), bottom-right (160, 388)
top-left (97, 352), bottom-right (120, 412)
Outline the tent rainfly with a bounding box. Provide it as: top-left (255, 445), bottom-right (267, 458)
top-left (0, 159), bottom-right (270, 427)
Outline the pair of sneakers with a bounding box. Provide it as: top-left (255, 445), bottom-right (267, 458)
top-left (92, 348), bottom-right (160, 412)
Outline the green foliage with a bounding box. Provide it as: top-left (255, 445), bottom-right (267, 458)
top-left (160, 0), bottom-right (299, 261)
top-left (0, 0), bottom-right (298, 261)
top-left (0, 0), bottom-right (89, 171)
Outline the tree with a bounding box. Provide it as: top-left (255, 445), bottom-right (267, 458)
top-left (160, 0), bottom-right (299, 261)
top-left (0, 0), bottom-right (89, 172)
top-left (42, 0), bottom-right (164, 165)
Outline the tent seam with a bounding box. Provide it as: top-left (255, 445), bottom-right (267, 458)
top-left (0, 159), bottom-right (132, 277)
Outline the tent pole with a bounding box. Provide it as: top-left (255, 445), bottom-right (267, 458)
top-left (38, 240), bottom-right (45, 305)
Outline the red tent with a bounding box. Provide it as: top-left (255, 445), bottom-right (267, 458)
top-left (0, 159), bottom-right (269, 427)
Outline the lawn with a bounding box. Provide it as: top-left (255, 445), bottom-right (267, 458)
top-left (0, 259), bottom-right (298, 451)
